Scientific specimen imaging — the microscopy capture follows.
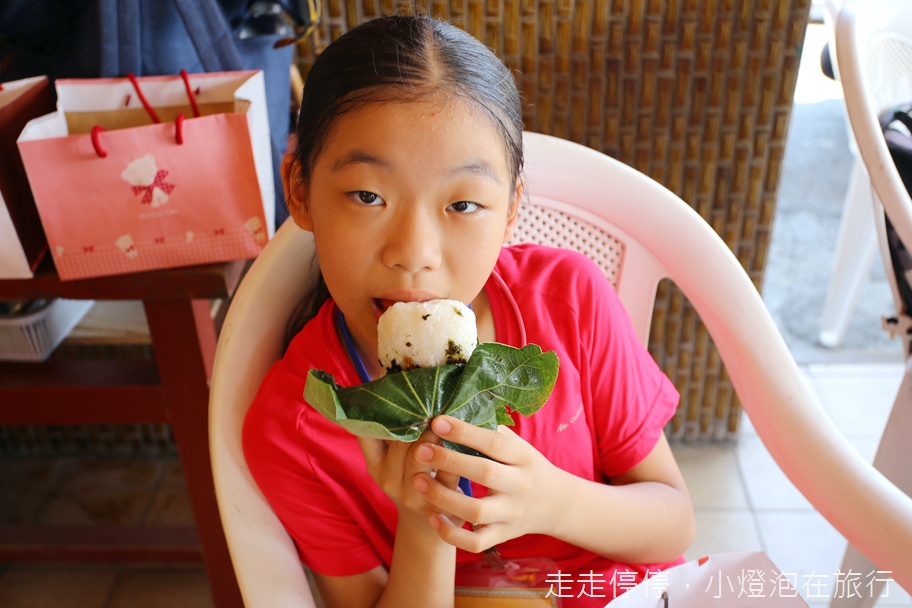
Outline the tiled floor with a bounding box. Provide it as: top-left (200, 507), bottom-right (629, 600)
top-left (0, 456), bottom-right (211, 608)
top-left (675, 360), bottom-right (912, 607)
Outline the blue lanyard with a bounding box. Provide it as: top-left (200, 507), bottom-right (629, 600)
top-left (335, 306), bottom-right (474, 498)
top-left (336, 308), bottom-right (372, 384)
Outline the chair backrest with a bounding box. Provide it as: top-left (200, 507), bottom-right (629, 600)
top-left (508, 145), bottom-right (666, 345)
top-left (835, 0), bottom-right (912, 321)
top-left (209, 131), bottom-right (912, 605)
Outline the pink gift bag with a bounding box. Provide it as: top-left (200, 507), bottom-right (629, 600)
top-left (17, 70), bottom-right (274, 280)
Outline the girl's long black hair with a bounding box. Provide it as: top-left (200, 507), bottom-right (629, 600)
top-left (284, 14), bottom-right (524, 347)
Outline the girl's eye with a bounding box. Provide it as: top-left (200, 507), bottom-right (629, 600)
top-left (349, 191), bottom-right (383, 206)
top-left (448, 201), bottom-right (481, 214)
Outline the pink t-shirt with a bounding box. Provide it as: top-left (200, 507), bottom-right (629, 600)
top-left (243, 243), bottom-right (682, 606)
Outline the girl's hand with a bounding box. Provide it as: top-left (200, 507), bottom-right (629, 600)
top-left (358, 431), bottom-right (465, 526)
top-left (411, 415), bottom-right (561, 552)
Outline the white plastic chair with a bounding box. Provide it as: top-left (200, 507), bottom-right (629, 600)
top-left (209, 131), bottom-right (912, 607)
top-left (831, 1), bottom-right (912, 605)
top-left (818, 0), bottom-right (882, 349)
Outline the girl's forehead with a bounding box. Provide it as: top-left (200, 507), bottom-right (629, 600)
top-left (321, 96), bottom-right (512, 167)
top-left (343, 95), bottom-right (481, 126)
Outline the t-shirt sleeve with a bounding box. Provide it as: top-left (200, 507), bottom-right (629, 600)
top-left (573, 253), bottom-right (680, 478)
top-left (242, 357), bottom-right (387, 576)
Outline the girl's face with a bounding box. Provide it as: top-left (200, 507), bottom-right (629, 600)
top-left (289, 95), bottom-right (520, 369)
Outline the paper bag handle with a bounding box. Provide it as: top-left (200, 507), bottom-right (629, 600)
top-left (126, 73), bottom-right (160, 123)
top-left (126, 70), bottom-right (201, 123)
top-left (179, 70), bottom-right (201, 119)
top-left (90, 70), bottom-right (200, 157)
top-left (90, 126), bottom-right (108, 158)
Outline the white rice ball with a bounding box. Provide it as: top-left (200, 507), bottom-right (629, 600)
top-left (378, 299), bottom-right (477, 373)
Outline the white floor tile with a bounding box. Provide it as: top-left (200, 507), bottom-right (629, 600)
top-left (756, 510), bottom-right (847, 602)
top-left (737, 407), bottom-right (875, 462)
top-left (686, 510), bottom-right (763, 562)
top-left (736, 436), bottom-right (813, 511)
top-left (804, 363), bottom-right (904, 440)
top-left (754, 511), bottom-right (912, 606)
top-left (671, 443), bottom-right (749, 509)
top-left (680, 361), bottom-right (911, 607)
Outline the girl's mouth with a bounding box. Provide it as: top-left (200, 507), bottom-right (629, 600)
top-left (373, 292), bottom-right (441, 315)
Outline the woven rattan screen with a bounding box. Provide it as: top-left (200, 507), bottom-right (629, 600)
top-left (295, 0), bottom-right (811, 441)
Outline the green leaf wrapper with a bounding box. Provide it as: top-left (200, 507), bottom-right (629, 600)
top-left (304, 343), bottom-right (559, 455)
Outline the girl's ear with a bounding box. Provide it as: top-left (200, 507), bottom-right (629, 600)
top-left (502, 179), bottom-right (522, 244)
top-left (281, 153), bottom-right (313, 232)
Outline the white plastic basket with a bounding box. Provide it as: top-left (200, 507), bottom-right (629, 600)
top-left (0, 299), bottom-right (94, 362)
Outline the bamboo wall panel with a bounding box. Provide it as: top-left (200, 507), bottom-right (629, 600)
top-left (300, 0), bottom-right (811, 442)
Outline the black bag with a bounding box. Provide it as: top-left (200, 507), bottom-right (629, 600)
top-left (879, 106), bottom-right (912, 316)
top-left (0, 0), bottom-right (304, 228)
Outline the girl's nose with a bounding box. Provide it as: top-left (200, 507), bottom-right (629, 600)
top-left (380, 207), bottom-right (443, 273)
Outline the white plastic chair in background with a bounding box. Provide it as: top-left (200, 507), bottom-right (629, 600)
top-left (209, 131), bottom-right (912, 607)
top-left (831, 1), bottom-right (912, 606)
top-left (818, 0), bottom-right (881, 348)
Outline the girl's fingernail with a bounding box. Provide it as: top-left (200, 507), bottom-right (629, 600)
top-left (429, 514), bottom-right (441, 530)
top-left (433, 417), bottom-right (452, 435)
top-left (414, 476), bottom-right (429, 493)
top-left (416, 444), bottom-right (434, 462)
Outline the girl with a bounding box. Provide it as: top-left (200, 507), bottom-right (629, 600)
top-left (243, 13), bottom-right (694, 608)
